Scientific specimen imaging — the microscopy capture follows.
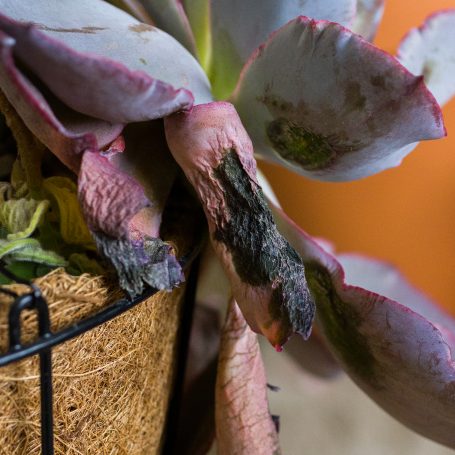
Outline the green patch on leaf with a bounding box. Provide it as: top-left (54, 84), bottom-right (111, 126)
top-left (267, 118), bottom-right (336, 170)
top-left (305, 262), bottom-right (379, 386)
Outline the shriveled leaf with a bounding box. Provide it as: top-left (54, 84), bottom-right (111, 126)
top-left (210, 0), bottom-right (356, 99)
top-left (43, 176), bottom-right (95, 248)
top-left (351, 0), bottom-right (385, 41)
top-left (270, 204), bottom-right (455, 449)
top-left (284, 329), bottom-right (342, 379)
top-left (0, 197), bottom-right (49, 240)
top-left (233, 17), bottom-right (445, 181)
top-left (93, 232), bottom-right (183, 297)
top-left (216, 300), bottom-right (281, 455)
top-left (134, 0), bottom-right (198, 57)
top-left (165, 102), bottom-right (314, 348)
top-left (398, 9), bottom-right (455, 106)
top-left (78, 150), bottom-right (148, 238)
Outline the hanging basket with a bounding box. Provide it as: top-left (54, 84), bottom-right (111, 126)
top-left (0, 267), bottom-right (188, 454)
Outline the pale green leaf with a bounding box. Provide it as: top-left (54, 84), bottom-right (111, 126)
top-left (0, 197), bottom-right (50, 240)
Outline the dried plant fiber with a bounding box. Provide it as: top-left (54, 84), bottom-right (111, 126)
top-left (0, 268), bottom-right (186, 454)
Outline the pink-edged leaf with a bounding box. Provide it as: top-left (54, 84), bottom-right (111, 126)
top-left (209, 0), bottom-right (356, 99)
top-left (338, 254), bottom-right (455, 335)
top-left (164, 102), bottom-right (315, 348)
top-left (271, 204), bottom-right (455, 449)
top-left (78, 150), bottom-right (148, 238)
top-left (216, 300), bottom-right (281, 455)
top-left (78, 145), bottom-right (184, 297)
top-left (233, 17), bottom-right (445, 182)
top-left (0, 31), bottom-right (122, 172)
top-left (351, 0), bottom-right (385, 41)
top-left (134, 0), bottom-right (198, 57)
top-left (0, 0), bottom-right (213, 121)
top-left (398, 10), bottom-right (455, 106)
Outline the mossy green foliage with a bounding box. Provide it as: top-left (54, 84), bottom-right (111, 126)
top-left (267, 118), bottom-right (336, 170)
top-left (213, 149), bottom-right (314, 338)
top-left (305, 262), bottom-right (379, 386)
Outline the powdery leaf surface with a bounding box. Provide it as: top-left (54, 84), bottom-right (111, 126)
top-left (209, 0), bottom-right (356, 98)
top-left (233, 17), bottom-right (445, 182)
top-left (0, 31), bottom-right (119, 172)
top-left (216, 300), bottom-right (281, 455)
top-left (398, 10), bottom-right (455, 106)
top-left (165, 102), bottom-right (314, 348)
top-left (0, 0), bottom-right (213, 122)
top-left (270, 204), bottom-right (455, 449)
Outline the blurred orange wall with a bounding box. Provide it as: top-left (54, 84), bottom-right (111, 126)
top-left (261, 0), bottom-right (455, 314)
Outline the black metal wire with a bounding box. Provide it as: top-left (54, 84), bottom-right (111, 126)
top-left (0, 286), bottom-right (158, 367)
top-left (0, 246), bottom-right (201, 455)
top-left (1, 261), bottom-right (55, 454)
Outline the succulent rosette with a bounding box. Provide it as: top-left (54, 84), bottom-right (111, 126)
top-left (0, 0), bottom-right (454, 452)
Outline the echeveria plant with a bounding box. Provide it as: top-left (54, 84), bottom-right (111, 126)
top-left (0, 0), bottom-right (454, 452)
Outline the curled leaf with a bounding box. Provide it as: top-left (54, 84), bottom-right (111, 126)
top-left (398, 9), bottom-right (455, 106)
top-left (351, 0), bottom-right (385, 41)
top-left (233, 17), bottom-right (445, 181)
top-left (93, 232), bottom-right (183, 297)
top-left (165, 101), bottom-right (314, 348)
top-left (209, 0), bottom-right (357, 98)
top-left (270, 203), bottom-right (455, 449)
top-left (78, 150), bottom-right (149, 239)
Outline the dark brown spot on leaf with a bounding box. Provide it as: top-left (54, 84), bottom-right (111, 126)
top-left (129, 23), bottom-right (156, 34)
top-left (36, 24), bottom-right (107, 34)
top-left (344, 81), bottom-right (366, 111)
top-left (213, 150), bottom-right (315, 340)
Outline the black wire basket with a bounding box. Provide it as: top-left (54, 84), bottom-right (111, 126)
top-left (0, 255), bottom-right (198, 455)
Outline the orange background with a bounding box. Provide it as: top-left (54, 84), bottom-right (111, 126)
top-left (261, 0), bottom-right (455, 314)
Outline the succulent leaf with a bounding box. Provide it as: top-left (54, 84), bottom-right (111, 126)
top-left (398, 9), bottom-right (455, 106)
top-left (233, 17), bottom-right (445, 181)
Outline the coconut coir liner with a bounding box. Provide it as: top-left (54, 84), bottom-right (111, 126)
top-left (0, 267), bottom-right (186, 455)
